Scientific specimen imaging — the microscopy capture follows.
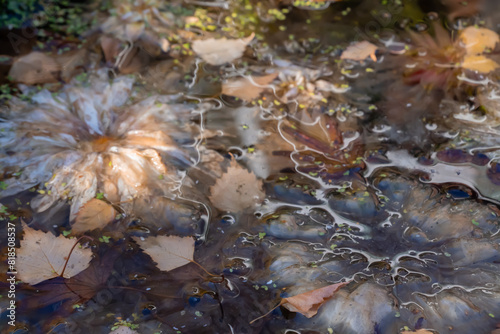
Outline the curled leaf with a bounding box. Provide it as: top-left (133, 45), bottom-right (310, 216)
top-left (133, 235), bottom-right (195, 271)
top-left (73, 198), bottom-right (116, 234)
top-left (192, 33), bottom-right (254, 65)
top-left (17, 222), bottom-right (92, 285)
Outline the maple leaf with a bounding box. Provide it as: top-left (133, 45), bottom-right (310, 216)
top-left (280, 282), bottom-right (349, 318)
top-left (132, 235), bottom-right (195, 271)
top-left (73, 198), bottom-right (116, 234)
top-left (222, 73), bottom-right (278, 101)
top-left (17, 222), bottom-right (93, 285)
top-left (209, 159), bottom-right (265, 212)
top-left (340, 41), bottom-right (378, 62)
top-left (192, 33), bottom-right (254, 65)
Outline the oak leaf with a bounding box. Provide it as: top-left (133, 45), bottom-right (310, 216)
top-left (17, 222), bottom-right (92, 285)
top-left (133, 235), bottom-right (195, 271)
top-left (341, 41), bottom-right (378, 62)
top-left (192, 33), bottom-right (254, 65)
top-left (73, 198), bottom-right (116, 234)
top-left (209, 159), bottom-right (265, 212)
top-left (280, 282), bottom-right (349, 318)
top-left (222, 73), bottom-right (278, 101)
top-left (459, 27), bottom-right (499, 55)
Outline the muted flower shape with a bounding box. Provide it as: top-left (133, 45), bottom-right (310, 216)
top-left (0, 71), bottom-right (204, 219)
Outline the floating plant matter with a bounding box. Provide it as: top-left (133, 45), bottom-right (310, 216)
top-left (0, 70), bottom-right (206, 220)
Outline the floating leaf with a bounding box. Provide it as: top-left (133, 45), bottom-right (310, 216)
top-left (341, 41), bottom-right (378, 62)
top-left (209, 159), bottom-right (265, 212)
top-left (125, 22), bottom-right (145, 41)
top-left (222, 73), bottom-right (278, 101)
top-left (110, 326), bottom-right (139, 334)
top-left (133, 235), bottom-right (195, 271)
top-left (73, 198), bottom-right (116, 234)
top-left (17, 222), bottom-right (92, 285)
top-left (401, 330), bottom-right (434, 334)
top-left (459, 27), bottom-right (499, 55)
top-left (280, 282), bottom-right (349, 318)
top-left (461, 55), bottom-right (500, 73)
top-left (192, 33), bottom-right (254, 65)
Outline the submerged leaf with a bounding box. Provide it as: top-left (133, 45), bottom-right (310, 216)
top-left (110, 326), bottom-right (139, 334)
top-left (341, 41), bottom-right (378, 62)
top-left (461, 55), bottom-right (500, 73)
top-left (192, 33), bottom-right (254, 65)
top-left (73, 198), bottom-right (116, 234)
top-left (209, 159), bottom-right (265, 212)
top-left (133, 235), bottom-right (195, 271)
top-left (8, 51), bottom-right (60, 85)
top-left (280, 282), bottom-right (349, 318)
top-left (401, 330), bottom-right (434, 334)
top-left (459, 27), bottom-right (499, 55)
top-left (17, 222), bottom-right (92, 285)
top-left (222, 73), bottom-right (278, 101)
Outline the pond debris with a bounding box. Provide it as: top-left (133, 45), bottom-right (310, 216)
top-left (73, 198), bottom-right (116, 234)
top-left (17, 222), bottom-right (92, 285)
top-left (221, 72), bottom-right (278, 101)
top-left (132, 235), bottom-right (195, 272)
top-left (340, 41), bottom-right (378, 62)
top-left (192, 33), bottom-right (254, 65)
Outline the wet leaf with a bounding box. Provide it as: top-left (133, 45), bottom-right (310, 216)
top-left (192, 33), bottom-right (254, 65)
top-left (133, 235), bottom-right (195, 271)
top-left (401, 330), bottom-right (434, 334)
top-left (209, 159), bottom-right (265, 212)
top-left (110, 326), bottom-right (139, 334)
top-left (280, 282), bottom-right (349, 318)
top-left (221, 73), bottom-right (278, 101)
top-left (73, 198), bottom-right (116, 234)
top-left (8, 51), bottom-right (60, 85)
top-left (340, 41), bottom-right (378, 62)
top-left (125, 22), bottom-right (145, 41)
top-left (461, 55), bottom-right (500, 73)
top-left (17, 222), bottom-right (92, 285)
top-left (459, 27), bottom-right (499, 55)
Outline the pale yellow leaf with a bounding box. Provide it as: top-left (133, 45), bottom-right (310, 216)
top-left (109, 326), bottom-right (139, 334)
top-left (192, 33), bottom-right (254, 65)
top-left (459, 27), bottom-right (499, 55)
top-left (221, 73), bottom-right (278, 100)
top-left (209, 159), bottom-right (265, 212)
top-left (73, 198), bottom-right (116, 234)
top-left (281, 282), bottom-right (349, 318)
top-left (133, 235), bottom-right (195, 271)
top-left (461, 55), bottom-right (500, 73)
top-left (8, 51), bottom-right (60, 85)
top-left (17, 222), bottom-right (92, 285)
top-left (340, 41), bottom-right (378, 62)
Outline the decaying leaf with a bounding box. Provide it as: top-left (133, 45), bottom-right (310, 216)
top-left (192, 33), bottom-right (254, 65)
top-left (341, 41), bottom-right (378, 62)
top-left (133, 235), bottom-right (195, 271)
top-left (401, 329), bottom-right (434, 334)
top-left (17, 222), bottom-right (92, 285)
top-left (459, 27), bottom-right (499, 55)
top-left (73, 198), bottom-right (116, 234)
top-left (461, 55), bottom-right (500, 73)
top-left (8, 51), bottom-right (60, 85)
top-left (209, 159), bottom-right (265, 212)
top-left (222, 73), bottom-right (278, 101)
top-left (110, 326), bottom-right (139, 334)
top-left (280, 282), bottom-right (349, 318)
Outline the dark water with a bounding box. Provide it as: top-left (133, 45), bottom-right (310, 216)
top-left (1, 0), bottom-right (500, 333)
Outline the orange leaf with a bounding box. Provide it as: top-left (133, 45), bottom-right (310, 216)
top-left (221, 73), bottom-right (277, 101)
top-left (461, 55), bottom-right (500, 73)
top-left (459, 27), bottom-right (499, 55)
top-left (341, 41), bottom-right (378, 62)
top-left (280, 282), bottom-right (349, 318)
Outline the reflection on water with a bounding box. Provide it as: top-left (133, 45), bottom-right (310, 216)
top-left (1, 0), bottom-right (500, 333)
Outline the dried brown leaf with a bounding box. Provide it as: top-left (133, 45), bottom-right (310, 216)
top-left (341, 41), bottom-right (378, 62)
top-left (461, 55), bottom-right (500, 73)
top-left (209, 159), bottom-right (265, 212)
top-left (17, 222), bottom-right (92, 285)
top-left (192, 33), bottom-right (254, 65)
top-left (73, 198), bottom-right (116, 234)
top-left (8, 51), bottom-right (60, 85)
top-left (133, 235), bottom-right (195, 271)
top-left (459, 27), bottom-right (499, 55)
top-left (280, 282), bottom-right (349, 318)
top-left (222, 73), bottom-right (278, 101)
